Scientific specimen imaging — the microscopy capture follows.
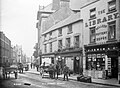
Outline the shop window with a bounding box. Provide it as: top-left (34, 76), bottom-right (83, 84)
top-left (58, 28), bottom-right (62, 37)
top-left (86, 54), bottom-right (105, 71)
top-left (90, 27), bottom-right (96, 43)
top-left (74, 35), bottom-right (79, 48)
top-left (68, 24), bottom-right (72, 34)
top-left (50, 42), bottom-right (52, 52)
top-left (108, 21), bottom-right (116, 40)
top-left (90, 8), bottom-right (96, 19)
top-left (108, 0), bottom-right (116, 13)
top-left (66, 38), bottom-right (70, 48)
top-left (58, 40), bottom-right (62, 50)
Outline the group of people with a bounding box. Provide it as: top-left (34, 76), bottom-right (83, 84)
top-left (39, 63), bottom-right (70, 81)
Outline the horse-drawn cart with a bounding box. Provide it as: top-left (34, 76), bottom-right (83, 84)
top-left (3, 66), bottom-right (18, 79)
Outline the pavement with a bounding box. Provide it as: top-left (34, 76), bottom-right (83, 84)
top-left (25, 68), bottom-right (120, 87)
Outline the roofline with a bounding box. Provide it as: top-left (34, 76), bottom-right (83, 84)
top-left (42, 19), bottom-right (83, 35)
top-left (80, 0), bottom-right (100, 9)
top-left (38, 11), bottom-right (54, 14)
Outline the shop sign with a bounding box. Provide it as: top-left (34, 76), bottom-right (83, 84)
top-left (85, 12), bottom-right (119, 27)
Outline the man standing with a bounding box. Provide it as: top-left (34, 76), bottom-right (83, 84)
top-left (63, 64), bottom-right (69, 81)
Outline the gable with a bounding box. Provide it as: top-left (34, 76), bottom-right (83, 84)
top-left (42, 7), bottom-right (74, 32)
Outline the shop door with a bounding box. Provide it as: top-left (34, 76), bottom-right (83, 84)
top-left (74, 57), bottom-right (79, 74)
top-left (111, 57), bottom-right (118, 78)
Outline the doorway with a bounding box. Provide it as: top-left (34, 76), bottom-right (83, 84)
top-left (111, 57), bottom-right (118, 78)
top-left (74, 57), bottom-right (79, 74)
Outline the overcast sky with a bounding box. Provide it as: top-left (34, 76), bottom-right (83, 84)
top-left (1, 0), bottom-right (52, 57)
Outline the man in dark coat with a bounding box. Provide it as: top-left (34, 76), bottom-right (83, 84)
top-left (63, 64), bottom-right (69, 81)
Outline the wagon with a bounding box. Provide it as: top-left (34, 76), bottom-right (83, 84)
top-left (3, 65), bottom-right (18, 79)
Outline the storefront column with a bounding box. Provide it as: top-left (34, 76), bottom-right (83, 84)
top-left (118, 56), bottom-right (120, 84)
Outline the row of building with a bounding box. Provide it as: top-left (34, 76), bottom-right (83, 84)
top-left (36, 0), bottom-right (120, 80)
top-left (0, 31), bottom-right (30, 67)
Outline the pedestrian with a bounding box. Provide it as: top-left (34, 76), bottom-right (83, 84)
top-left (55, 64), bottom-right (60, 79)
top-left (63, 64), bottom-right (69, 81)
top-left (48, 64), bottom-right (53, 79)
top-left (31, 63), bottom-right (32, 69)
top-left (52, 64), bottom-right (56, 79)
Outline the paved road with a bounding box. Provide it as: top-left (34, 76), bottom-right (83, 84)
top-left (0, 72), bottom-right (119, 88)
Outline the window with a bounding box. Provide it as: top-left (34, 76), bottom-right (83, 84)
top-left (74, 35), bottom-right (79, 48)
top-left (86, 54), bottom-right (105, 71)
top-left (50, 42), bottom-right (52, 52)
top-left (58, 28), bottom-right (62, 36)
top-left (44, 34), bottom-right (46, 41)
top-left (90, 27), bottom-right (96, 43)
top-left (68, 24), bottom-right (72, 34)
top-left (58, 40), bottom-right (62, 50)
top-left (66, 38), bottom-right (70, 48)
top-left (108, 21), bottom-right (116, 40)
top-left (108, 0), bottom-right (116, 13)
top-left (44, 44), bottom-right (47, 53)
top-left (90, 8), bottom-right (96, 19)
top-left (49, 32), bottom-right (52, 39)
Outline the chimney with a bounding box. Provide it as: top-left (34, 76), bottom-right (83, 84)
top-left (60, 0), bottom-right (70, 8)
top-left (52, 0), bottom-right (60, 10)
top-left (52, 0), bottom-right (70, 10)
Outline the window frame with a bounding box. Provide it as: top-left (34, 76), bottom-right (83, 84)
top-left (67, 24), bottom-right (73, 34)
top-left (50, 42), bottom-right (52, 52)
top-left (58, 28), bottom-right (62, 37)
top-left (66, 37), bottom-right (71, 48)
top-left (74, 35), bottom-right (80, 48)
top-left (44, 44), bottom-right (47, 53)
top-left (58, 40), bottom-right (62, 49)
top-left (108, 21), bottom-right (116, 40)
top-left (90, 8), bottom-right (96, 19)
top-left (108, 0), bottom-right (116, 13)
top-left (90, 27), bottom-right (96, 44)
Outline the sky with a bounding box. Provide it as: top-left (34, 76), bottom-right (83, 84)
top-left (1, 0), bottom-right (52, 57)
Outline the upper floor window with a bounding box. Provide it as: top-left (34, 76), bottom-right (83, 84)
top-left (50, 42), bottom-right (52, 52)
top-left (44, 34), bottom-right (47, 41)
top-left (58, 40), bottom-right (62, 49)
top-left (58, 28), bottom-right (62, 37)
top-left (49, 32), bottom-right (52, 39)
top-left (108, 0), bottom-right (116, 13)
top-left (68, 24), bottom-right (72, 34)
top-left (108, 21), bottom-right (116, 40)
top-left (90, 8), bottom-right (96, 19)
top-left (90, 27), bottom-right (96, 43)
top-left (74, 35), bottom-right (79, 48)
top-left (66, 38), bottom-right (70, 48)
top-left (44, 44), bottom-right (47, 53)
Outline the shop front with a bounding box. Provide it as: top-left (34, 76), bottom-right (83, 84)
top-left (41, 53), bottom-right (55, 64)
top-left (55, 48), bottom-right (83, 74)
top-left (84, 42), bottom-right (120, 79)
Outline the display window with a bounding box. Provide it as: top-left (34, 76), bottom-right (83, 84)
top-left (86, 54), bottom-right (105, 71)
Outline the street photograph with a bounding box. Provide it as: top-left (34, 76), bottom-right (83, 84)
top-left (0, 0), bottom-right (120, 88)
